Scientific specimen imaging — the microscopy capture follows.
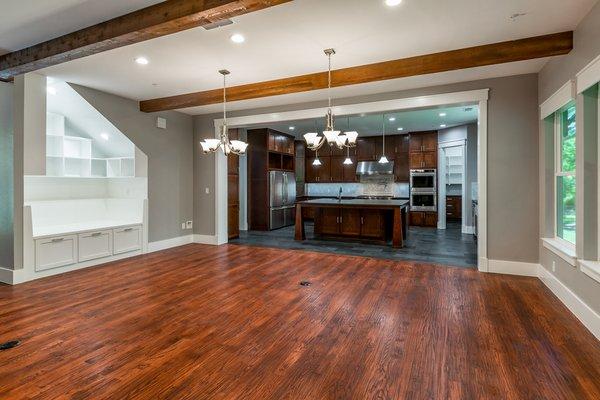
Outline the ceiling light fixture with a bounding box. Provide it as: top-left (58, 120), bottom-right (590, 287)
top-left (439, 112), bottom-right (447, 117)
top-left (289, 126), bottom-right (295, 130)
top-left (440, 124), bottom-right (447, 128)
top-left (379, 115), bottom-right (389, 164)
top-left (100, 133), bottom-right (109, 140)
top-left (200, 70), bottom-right (248, 156)
top-left (230, 33), bottom-right (245, 43)
top-left (135, 57), bottom-right (149, 65)
top-left (385, 0), bottom-right (402, 6)
top-left (397, 127), bottom-right (404, 131)
top-left (304, 49), bottom-right (358, 152)
top-left (388, 117), bottom-right (396, 121)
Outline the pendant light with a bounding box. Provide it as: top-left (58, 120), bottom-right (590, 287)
top-left (378, 114), bottom-right (389, 164)
top-left (311, 119), bottom-right (322, 166)
top-left (304, 49), bottom-right (358, 151)
top-left (200, 70), bottom-right (248, 156)
top-left (343, 117), bottom-right (353, 165)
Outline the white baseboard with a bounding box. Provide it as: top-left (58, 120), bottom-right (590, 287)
top-left (538, 266), bottom-right (600, 340)
top-left (148, 234), bottom-right (194, 253)
top-left (0, 267), bottom-right (15, 285)
top-left (194, 234), bottom-right (219, 245)
top-left (462, 225), bottom-right (474, 234)
top-left (486, 259), bottom-right (540, 277)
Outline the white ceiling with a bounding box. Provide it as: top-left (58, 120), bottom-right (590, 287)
top-left (5, 0), bottom-right (596, 114)
top-left (0, 0), bottom-right (162, 54)
top-left (251, 105), bottom-right (479, 139)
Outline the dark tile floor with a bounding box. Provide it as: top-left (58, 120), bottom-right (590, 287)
top-left (230, 221), bottom-right (477, 268)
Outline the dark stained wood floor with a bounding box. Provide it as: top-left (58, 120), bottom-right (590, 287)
top-left (0, 244), bottom-right (599, 400)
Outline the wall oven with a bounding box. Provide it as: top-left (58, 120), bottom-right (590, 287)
top-left (410, 192), bottom-right (437, 212)
top-left (410, 169), bottom-right (436, 192)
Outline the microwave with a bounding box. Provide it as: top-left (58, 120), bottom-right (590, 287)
top-left (410, 169), bottom-right (436, 191)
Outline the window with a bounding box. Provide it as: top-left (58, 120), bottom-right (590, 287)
top-left (555, 103), bottom-right (576, 245)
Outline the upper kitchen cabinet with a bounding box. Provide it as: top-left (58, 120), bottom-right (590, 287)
top-left (409, 131), bottom-right (437, 169)
top-left (357, 137), bottom-right (376, 161)
top-left (268, 131), bottom-right (295, 155)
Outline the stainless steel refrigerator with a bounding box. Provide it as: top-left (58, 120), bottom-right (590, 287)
top-left (269, 171), bottom-right (297, 230)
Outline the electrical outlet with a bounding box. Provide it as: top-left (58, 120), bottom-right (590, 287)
top-left (181, 222), bottom-right (186, 230)
top-left (205, 187), bottom-right (210, 194)
top-left (186, 221), bottom-right (193, 229)
top-left (552, 260), bottom-right (556, 272)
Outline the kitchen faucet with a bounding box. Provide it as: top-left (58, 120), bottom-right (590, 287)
top-left (338, 186), bottom-right (343, 201)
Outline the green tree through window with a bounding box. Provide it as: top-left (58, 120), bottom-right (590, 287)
top-left (557, 104), bottom-right (576, 244)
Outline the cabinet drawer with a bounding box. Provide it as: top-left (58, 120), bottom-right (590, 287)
top-left (79, 230), bottom-right (112, 262)
top-left (113, 226), bottom-right (142, 254)
top-left (35, 235), bottom-right (77, 272)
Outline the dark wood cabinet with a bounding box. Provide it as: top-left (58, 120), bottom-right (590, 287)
top-left (357, 137), bottom-right (376, 160)
top-left (446, 196), bottom-right (462, 220)
top-left (360, 210), bottom-right (385, 239)
top-left (340, 209), bottom-right (361, 236)
top-left (330, 156), bottom-right (345, 182)
top-left (317, 208), bottom-right (341, 235)
top-left (247, 128), bottom-right (295, 231)
top-left (410, 211), bottom-right (438, 227)
top-left (315, 208), bottom-right (385, 241)
top-left (343, 156), bottom-right (358, 182)
top-left (409, 131), bottom-right (438, 169)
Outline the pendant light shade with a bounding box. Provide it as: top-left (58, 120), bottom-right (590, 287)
top-left (379, 114), bottom-right (389, 164)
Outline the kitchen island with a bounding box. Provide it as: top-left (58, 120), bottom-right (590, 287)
top-left (295, 198), bottom-right (409, 248)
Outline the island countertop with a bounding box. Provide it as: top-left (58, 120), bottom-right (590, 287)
top-left (298, 198), bottom-right (409, 208)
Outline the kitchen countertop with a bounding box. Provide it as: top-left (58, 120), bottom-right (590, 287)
top-left (298, 198), bottom-right (409, 207)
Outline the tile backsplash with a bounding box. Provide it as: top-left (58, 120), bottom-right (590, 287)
top-left (306, 176), bottom-right (409, 198)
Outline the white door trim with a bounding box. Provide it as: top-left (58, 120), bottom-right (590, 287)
top-left (438, 139), bottom-right (467, 230)
top-left (212, 89), bottom-right (490, 271)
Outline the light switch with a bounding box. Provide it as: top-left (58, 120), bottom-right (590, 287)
top-left (205, 187), bottom-right (210, 194)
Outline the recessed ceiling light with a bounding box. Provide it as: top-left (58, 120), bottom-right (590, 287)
top-left (385, 0), bottom-right (402, 6)
top-left (230, 33), bottom-right (245, 43)
top-left (440, 124), bottom-right (447, 128)
top-left (289, 126), bottom-right (295, 130)
top-left (100, 133), bottom-right (109, 140)
top-left (46, 87), bottom-right (57, 95)
top-left (135, 57), bottom-right (149, 65)
top-left (397, 127), bottom-right (404, 131)
top-left (439, 112), bottom-right (447, 117)
top-left (388, 117), bottom-right (396, 121)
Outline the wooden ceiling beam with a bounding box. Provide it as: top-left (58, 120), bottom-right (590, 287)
top-left (139, 31), bottom-right (573, 113)
top-left (0, 0), bottom-right (292, 80)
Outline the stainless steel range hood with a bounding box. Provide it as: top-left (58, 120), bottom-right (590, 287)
top-left (356, 161), bottom-right (395, 176)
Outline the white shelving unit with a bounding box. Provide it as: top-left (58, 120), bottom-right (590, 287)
top-left (445, 149), bottom-right (464, 186)
top-left (46, 112), bottom-right (134, 178)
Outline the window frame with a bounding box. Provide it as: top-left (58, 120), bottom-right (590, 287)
top-left (553, 102), bottom-right (576, 248)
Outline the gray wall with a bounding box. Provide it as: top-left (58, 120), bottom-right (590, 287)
top-left (194, 74), bottom-right (539, 263)
top-left (0, 82), bottom-right (13, 269)
top-left (538, 1), bottom-right (600, 102)
top-left (72, 84), bottom-right (194, 243)
top-left (538, 2), bottom-right (600, 315)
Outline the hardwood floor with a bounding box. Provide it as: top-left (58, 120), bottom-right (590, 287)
top-left (0, 244), bottom-right (599, 399)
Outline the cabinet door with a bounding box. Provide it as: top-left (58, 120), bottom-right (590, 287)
top-left (330, 156), bottom-right (345, 182)
top-left (422, 132), bottom-right (437, 152)
top-left (394, 155), bottom-right (409, 182)
top-left (395, 135), bottom-right (409, 153)
top-left (318, 208), bottom-right (340, 235)
top-left (361, 210), bottom-right (385, 239)
top-left (423, 151), bottom-right (437, 168)
top-left (113, 226), bottom-right (142, 254)
top-left (343, 157), bottom-right (358, 182)
top-left (330, 142), bottom-right (346, 156)
top-left (425, 212), bottom-right (438, 227)
top-left (410, 211), bottom-right (424, 226)
top-left (78, 230), bottom-right (112, 262)
top-left (409, 134), bottom-right (422, 152)
top-left (340, 208), bottom-right (361, 236)
top-left (383, 136), bottom-right (396, 159)
top-left (409, 153), bottom-right (424, 169)
top-left (317, 156), bottom-right (331, 182)
top-left (35, 235), bottom-right (77, 271)
top-left (357, 138), bottom-right (374, 160)
top-left (268, 132), bottom-right (277, 152)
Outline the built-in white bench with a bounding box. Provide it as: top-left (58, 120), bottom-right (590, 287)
top-left (24, 198), bottom-right (147, 274)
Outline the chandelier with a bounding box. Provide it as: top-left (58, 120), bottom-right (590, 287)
top-left (200, 70), bottom-right (248, 155)
top-left (304, 49), bottom-right (358, 152)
